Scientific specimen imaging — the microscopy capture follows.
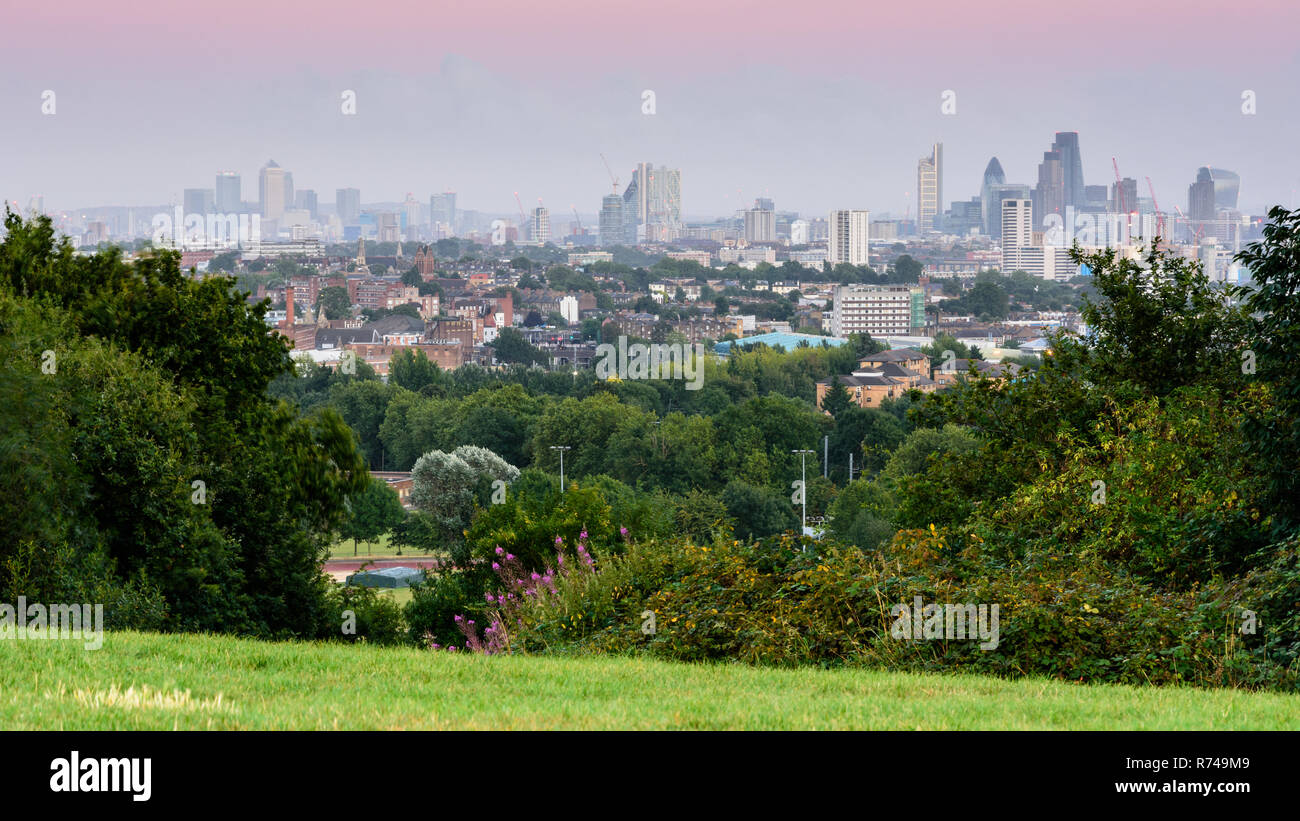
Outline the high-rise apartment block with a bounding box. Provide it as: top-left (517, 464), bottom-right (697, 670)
top-left (827, 210), bottom-right (871, 266)
top-left (829, 284), bottom-right (924, 337)
top-left (917, 143), bottom-right (943, 233)
top-left (744, 207), bottom-right (775, 242)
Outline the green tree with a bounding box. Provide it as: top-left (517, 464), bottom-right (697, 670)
top-left (820, 375), bottom-right (852, 418)
top-left (341, 479), bottom-right (407, 555)
top-left (317, 285), bottom-right (352, 320)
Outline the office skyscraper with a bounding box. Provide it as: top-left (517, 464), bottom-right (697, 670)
top-left (336, 188), bottom-right (361, 225)
top-left (1051, 132), bottom-right (1085, 210)
top-left (184, 188), bottom-right (214, 216)
top-left (430, 192), bottom-right (456, 234)
top-left (259, 160), bottom-right (289, 221)
top-left (295, 190), bottom-right (318, 220)
top-left (1189, 167), bottom-right (1217, 221)
top-left (827, 210), bottom-right (871, 266)
top-left (1033, 150), bottom-right (1064, 231)
top-left (215, 172), bottom-right (241, 212)
top-left (980, 157), bottom-right (1006, 237)
top-left (917, 143), bottom-right (942, 233)
top-left (1207, 168), bottom-right (1240, 211)
top-left (599, 194), bottom-right (624, 247)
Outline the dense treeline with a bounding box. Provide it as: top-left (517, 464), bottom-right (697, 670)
top-left (0, 211), bottom-right (368, 637)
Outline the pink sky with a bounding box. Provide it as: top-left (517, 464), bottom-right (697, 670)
top-left (6, 0), bottom-right (1298, 79)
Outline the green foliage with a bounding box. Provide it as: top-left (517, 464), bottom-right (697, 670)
top-left (0, 210), bottom-right (368, 637)
top-left (340, 479), bottom-right (407, 555)
top-left (316, 285), bottom-right (352, 320)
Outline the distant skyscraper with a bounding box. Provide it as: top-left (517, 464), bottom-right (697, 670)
top-left (259, 160), bottom-right (289, 221)
top-left (827, 210), bottom-right (871, 266)
top-left (215, 172), bottom-right (241, 212)
top-left (1033, 149), bottom-right (1064, 231)
top-left (987, 183), bottom-right (1032, 241)
top-left (1111, 178), bottom-right (1138, 214)
top-left (184, 188), bottom-right (214, 216)
top-left (531, 206), bottom-right (551, 245)
top-left (599, 194), bottom-right (624, 247)
top-left (744, 207), bottom-right (775, 242)
top-left (917, 143), bottom-right (943, 233)
top-left (1002, 199), bottom-right (1033, 248)
top-left (621, 163), bottom-right (681, 244)
top-left (790, 219), bottom-right (810, 246)
top-left (980, 157), bottom-right (1006, 237)
top-left (295, 190), bottom-right (318, 220)
top-left (1207, 168), bottom-right (1240, 211)
top-left (1189, 167), bottom-right (1217, 222)
top-left (430, 192), bottom-right (456, 234)
top-left (754, 197), bottom-right (775, 212)
top-left (1053, 132), bottom-right (1085, 209)
top-left (336, 188), bottom-right (361, 225)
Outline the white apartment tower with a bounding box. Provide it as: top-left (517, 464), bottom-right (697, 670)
top-left (918, 143), bottom-right (943, 233)
top-left (830, 284), bottom-right (924, 338)
top-left (827, 210), bottom-right (871, 266)
top-left (1002, 198), bottom-right (1032, 248)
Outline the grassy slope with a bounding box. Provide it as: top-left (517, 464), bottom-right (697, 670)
top-left (2, 631), bottom-right (1297, 730)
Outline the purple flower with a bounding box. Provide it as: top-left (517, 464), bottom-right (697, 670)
top-left (468, 620), bottom-right (475, 625)
top-left (579, 530), bottom-right (588, 540)
top-left (484, 592), bottom-right (495, 602)
top-left (506, 553), bottom-right (515, 561)
top-left (619, 527), bottom-right (629, 536)
top-left (492, 562), bottom-right (500, 570)
top-left (495, 546), bottom-right (504, 555)
top-left (454, 614), bottom-right (463, 622)
top-left (555, 535), bottom-right (563, 545)
top-left (449, 646), bottom-right (458, 652)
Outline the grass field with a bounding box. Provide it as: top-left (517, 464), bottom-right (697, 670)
top-left (327, 534), bottom-right (440, 560)
top-left (3, 631), bottom-right (1298, 730)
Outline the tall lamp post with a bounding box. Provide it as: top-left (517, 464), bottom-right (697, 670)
top-left (550, 445), bottom-right (572, 492)
top-left (792, 449), bottom-right (815, 535)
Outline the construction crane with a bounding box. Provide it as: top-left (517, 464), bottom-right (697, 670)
top-left (1112, 157), bottom-right (1129, 214)
top-left (513, 191), bottom-right (527, 228)
top-left (571, 205), bottom-right (583, 234)
top-left (599, 153), bottom-right (619, 195)
top-left (1174, 205), bottom-right (1204, 244)
top-left (1144, 176), bottom-right (1167, 243)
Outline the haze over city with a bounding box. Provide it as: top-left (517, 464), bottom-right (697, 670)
top-left (4, 0), bottom-right (1299, 217)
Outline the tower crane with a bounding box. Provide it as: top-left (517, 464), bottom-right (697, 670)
top-left (1145, 176), bottom-right (1167, 244)
top-left (600, 154), bottom-right (619, 195)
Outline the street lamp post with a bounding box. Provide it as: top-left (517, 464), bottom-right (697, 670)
top-left (792, 449), bottom-right (815, 536)
top-left (549, 445), bottom-right (572, 492)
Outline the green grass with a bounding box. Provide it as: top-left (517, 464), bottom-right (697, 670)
top-left (3, 631), bottom-right (1299, 729)
top-left (327, 534), bottom-right (440, 560)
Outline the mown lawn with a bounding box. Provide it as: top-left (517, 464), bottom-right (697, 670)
top-left (3, 631), bottom-right (1297, 730)
top-left (326, 533), bottom-right (441, 560)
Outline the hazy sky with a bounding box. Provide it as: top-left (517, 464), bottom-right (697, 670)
top-left (4, 0), bottom-right (1298, 219)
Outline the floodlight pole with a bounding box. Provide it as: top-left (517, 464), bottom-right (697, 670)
top-left (793, 449), bottom-right (815, 535)
top-left (550, 445), bottom-right (571, 492)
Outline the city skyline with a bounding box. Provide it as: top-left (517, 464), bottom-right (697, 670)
top-left (4, 1), bottom-right (1299, 218)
